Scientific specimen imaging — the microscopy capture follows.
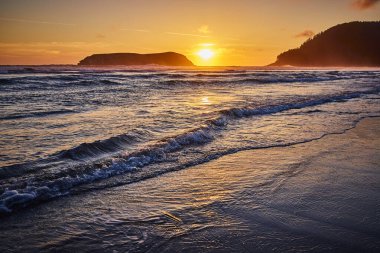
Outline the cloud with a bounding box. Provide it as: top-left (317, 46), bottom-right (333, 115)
top-left (352, 0), bottom-right (380, 9)
top-left (165, 32), bottom-right (210, 38)
top-left (198, 43), bottom-right (215, 47)
top-left (96, 34), bottom-right (106, 39)
top-left (294, 30), bottom-right (315, 39)
top-left (0, 41), bottom-right (130, 64)
top-left (0, 17), bottom-right (76, 26)
top-left (120, 28), bottom-right (150, 33)
top-left (198, 25), bottom-right (211, 34)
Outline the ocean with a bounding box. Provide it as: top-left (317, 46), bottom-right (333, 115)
top-left (0, 66), bottom-right (379, 252)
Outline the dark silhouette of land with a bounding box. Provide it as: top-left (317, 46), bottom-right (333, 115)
top-left (78, 52), bottom-right (194, 66)
top-left (270, 21), bottom-right (380, 67)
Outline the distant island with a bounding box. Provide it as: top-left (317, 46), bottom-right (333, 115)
top-left (270, 21), bottom-right (380, 67)
top-left (78, 52), bottom-right (194, 66)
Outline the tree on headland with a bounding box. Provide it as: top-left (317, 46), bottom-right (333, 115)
top-left (270, 21), bottom-right (380, 66)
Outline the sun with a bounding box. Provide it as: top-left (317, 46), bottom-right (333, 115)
top-left (197, 49), bottom-right (214, 60)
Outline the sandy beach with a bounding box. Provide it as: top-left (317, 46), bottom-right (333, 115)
top-left (1, 116), bottom-right (379, 252)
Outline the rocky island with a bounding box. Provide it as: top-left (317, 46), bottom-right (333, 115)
top-left (78, 52), bottom-right (194, 66)
top-left (270, 21), bottom-right (380, 67)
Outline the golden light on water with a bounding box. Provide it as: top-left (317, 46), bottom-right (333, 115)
top-left (201, 96), bottom-right (211, 105)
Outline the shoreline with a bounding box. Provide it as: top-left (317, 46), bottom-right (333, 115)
top-left (1, 117), bottom-right (379, 252)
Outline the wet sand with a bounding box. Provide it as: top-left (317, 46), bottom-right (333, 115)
top-left (1, 117), bottom-right (380, 252)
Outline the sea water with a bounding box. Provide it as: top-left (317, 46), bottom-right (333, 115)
top-left (0, 66), bottom-right (379, 252)
top-left (0, 66), bottom-right (379, 214)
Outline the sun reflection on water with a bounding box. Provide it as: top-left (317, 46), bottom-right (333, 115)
top-left (201, 96), bottom-right (211, 105)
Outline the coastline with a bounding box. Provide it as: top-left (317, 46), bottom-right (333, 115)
top-left (1, 116), bottom-right (379, 252)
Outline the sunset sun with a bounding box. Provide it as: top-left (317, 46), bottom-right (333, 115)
top-left (197, 49), bottom-right (214, 60)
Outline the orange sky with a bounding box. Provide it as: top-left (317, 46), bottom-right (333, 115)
top-left (0, 0), bottom-right (379, 66)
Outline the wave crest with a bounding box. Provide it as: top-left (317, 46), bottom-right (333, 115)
top-left (0, 89), bottom-right (378, 215)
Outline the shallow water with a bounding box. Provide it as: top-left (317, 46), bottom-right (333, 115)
top-left (1, 117), bottom-right (379, 252)
top-left (0, 65), bottom-right (379, 217)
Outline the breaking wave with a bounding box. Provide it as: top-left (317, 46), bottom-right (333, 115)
top-left (1, 88), bottom-right (378, 216)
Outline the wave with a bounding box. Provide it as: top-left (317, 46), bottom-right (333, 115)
top-left (0, 109), bottom-right (77, 121)
top-left (0, 78), bottom-right (16, 85)
top-left (0, 89), bottom-right (378, 216)
top-left (2, 70), bottom-right (373, 92)
top-left (157, 75), bottom-right (351, 86)
top-left (124, 73), bottom-right (188, 79)
top-left (0, 66), bottom-right (79, 74)
top-left (58, 130), bottom-right (149, 160)
top-left (73, 79), bottom-right (122, 86)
